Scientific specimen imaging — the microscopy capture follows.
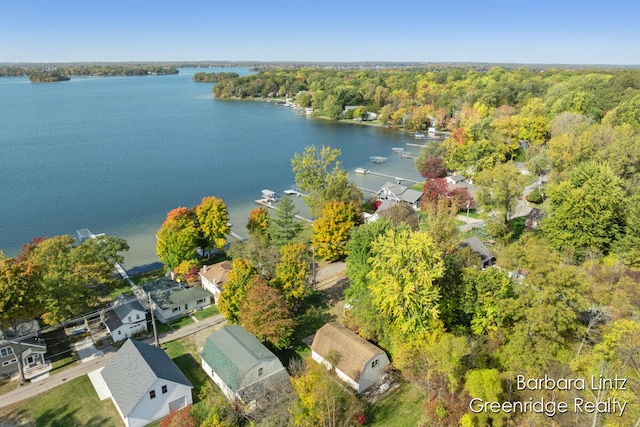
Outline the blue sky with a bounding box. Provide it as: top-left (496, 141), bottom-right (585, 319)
top-left (1, 0), bottom-right (638, 64)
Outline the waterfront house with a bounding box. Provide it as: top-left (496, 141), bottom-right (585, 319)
top-left (91, 339), bottom-right (193, 427)
top-left (201, 325), bottom-right (290, 409)
top-left (198, 261), bottom-right (232, 304)
top-left (376, 182), bottom-right (423, 209)
top-left (0, 320), bottom-right (47, 379)
top-left (445, 175), bottom-right (466, 185)
top-left (459, 236), bottom-right (496, 269)
top-left (102, 294), bottom-right (148, 342)
top-left (311, 322), bottom-right (390, 393)
top-left (140, 278), bottom-right (212, 323)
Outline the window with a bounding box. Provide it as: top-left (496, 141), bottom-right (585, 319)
top-left (371, 359), bottom-right (379, 368)
top-left (2, 359), bottom-right (17, 367)
top-left (184, 303), bottom-right (189, 310)
top-left (118, 331), bottom-right (122, 335)
top-left (162, 385), bottom-right (168, 394)
top-left (196, 298), bottom-right (206, 304)
top-left (258, 367), bottom-right (263, 377)
top-left (128, 316), bottom-right (132, 322)
top-left (136, 313), bottom-right (140, 320)
top-left (0, 347), bottom-right (13, 358)
top-left (172, 306), bottom-right (181, 313)
top-left (150, 390), bottom-right (156, 399)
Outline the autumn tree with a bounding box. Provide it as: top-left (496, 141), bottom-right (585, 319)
top-left (194, 196), bottom-right (230, 253)
top-left (246, 206), bottom-right (270, 239)
top-left (217, 258), bottom-right (256, 323)
top-left (156, 207), bottom-right (199, 271)
top-left (160, 406), bottom-right (197, 427)
top-left (273, 242), bottom-right (311, 304)
top-left (368, 228), bottom-right (444, 334)
top-left (416, 155), bottom-right (447, 179)
top-left (311, 201), bottom-right (361, 262)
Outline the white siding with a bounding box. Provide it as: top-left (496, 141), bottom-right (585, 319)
top-left (311, 350), bottom-right (359, 391)
top-left (124, 380), bottom-right (193, 427)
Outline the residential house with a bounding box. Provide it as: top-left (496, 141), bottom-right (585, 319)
top-left (201, 325), bottom-right (290, 408)
top-left (140, 278), bottom-right (212, 323)
top-left (198, 261), bottom-right (232, 304)
top-left (102, 294), bottom-right (148, 342)
top-left (459, 236), bottom-right (496, 269)
top-left (311, 322), bottom-right (390, 393)
top-left (445, 175), bottom-right (466, 185)
top-left (0, 320), bottom-right (47, 378)
top-left (376, 182), bottom-right (423, 209)
top-left (90, 339), bottom-right (193, 427)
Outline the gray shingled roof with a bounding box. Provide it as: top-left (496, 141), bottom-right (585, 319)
top-left (201, 326), bottom-right (280, 392)
top-left (101, 339), bottom-right (192, 416)
top-left (112, 294), bottom-right (145, 321)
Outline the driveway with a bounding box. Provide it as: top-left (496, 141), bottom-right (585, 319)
top-left (72, 337), bottom-right (104, 363)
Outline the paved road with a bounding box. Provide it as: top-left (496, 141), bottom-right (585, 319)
top-left (0, 314), bottom-right (226, 410)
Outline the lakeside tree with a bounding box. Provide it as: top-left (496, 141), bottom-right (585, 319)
top-left (268, 196), bottom-right (303, 246)
top-left (416, 155), bottom-right (447, 179)
top-left (291, 145), bottom-right (362, 217)
top-left (217, 258), bottom-right (256, 323)
top-left (195, 196), bottom-right (230, 254)
top-left (156, 207), bottom-right (199, 271)
top-left (246, 206), bottom-right (270, 239)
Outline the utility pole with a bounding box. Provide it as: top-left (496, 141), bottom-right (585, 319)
top-left (148, 293), bottom-right (159, 347)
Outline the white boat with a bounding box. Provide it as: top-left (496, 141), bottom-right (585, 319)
top-left (355, 167), bottom-right (369, 174)
top-left (414, 133), bottom-right (426, 139)
top-left (392, 147), bottom-right (405, 153)
top-left (369, 156), bottom-right (388, 164)
top-left (261, 189), bottom-right (278, 202)
top-left (283, 186), bottom-right (304, 197)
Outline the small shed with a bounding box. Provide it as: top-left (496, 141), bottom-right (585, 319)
top-left (311, 322), bottom-right (390, 393)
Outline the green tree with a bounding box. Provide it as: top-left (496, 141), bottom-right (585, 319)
top-left (311, 201), bottom-right (360, 262)
top-left (156, 207), bottom-right (199, 271)
top-left (462, 267), bottom-right (514, 336)
top-left (291, 145), bottom-right (362, 217)
top-left (368, 228), bottom-right (444, 334)
top-left (322, 95), bottom-right (343, 120)
top-left (268, 196), bottom-right (303, 246)
top-left (344, 218), bottom-right (393, 341)
top-left (273, 242), bottom-right (310, 304)
top-left (194, 196), bottom-right (230, 253)
top-left (464, 369), bottom-right (505, 427)
top-left (544, 160), bottom-right (626, 257)
top-left (475, 161), bottom-right (525, 236)
top-left (238, 277), bottom-right (295, 349)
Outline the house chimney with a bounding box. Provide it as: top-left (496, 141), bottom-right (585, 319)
top-left (203, 265), bottom-right (207, 272)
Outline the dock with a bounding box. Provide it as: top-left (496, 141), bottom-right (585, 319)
top-left (255, 199), bottom-right (313, 223)
top-left (363, 171), bottom-right (420, 184)
top-left (358, 187), bottom-right (378, 194)
top-left (401, 153), bottom-right (417, 159)
top-left (406, 142), bottom-right (428, 148)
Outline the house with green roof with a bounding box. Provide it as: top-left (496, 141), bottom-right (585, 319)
top-left (90, 339), bottom-right (193, 427)
top-left (200, 325), bottom-right (290, 409)
top-left (140, 277), bottom-right (212, 322)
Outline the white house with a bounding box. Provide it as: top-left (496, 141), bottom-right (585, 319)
top-left (198, 261), bottom-right (232, 304)
top-left (140, 278), bottom-right (212, 322)
top-left (311, 322), bottom-right (390, 393)
top-left (90, 339), bottom-right (193, 427)
top-left (200, 326), bottom-right (290, 409)
top-left (102, 294), bottom-right (148, 342)
top-left (376, 182), bottom-right (423, 209)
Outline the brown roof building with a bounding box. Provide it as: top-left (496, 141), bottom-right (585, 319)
top-left (311, 322), bottom-right (390, 393)
top-left (199, 261), bottom-right (232, 304)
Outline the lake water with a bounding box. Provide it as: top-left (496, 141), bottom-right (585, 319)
top-left (0, 68), bottom-right (424, 269)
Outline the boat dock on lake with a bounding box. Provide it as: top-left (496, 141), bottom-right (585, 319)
top-left (255, 198), bottom-right (313, 223)
top-left (359, 170), bottom-right (420, 185)
top-left (369, 156), bottom-right (388, 164)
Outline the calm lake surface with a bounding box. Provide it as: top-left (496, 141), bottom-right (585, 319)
top-left (0, 68), bottom-right (423, 269)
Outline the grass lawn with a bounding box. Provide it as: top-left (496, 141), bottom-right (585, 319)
top-left (368, 382), bottom-right (426, 427)
top-left (163, 340), bottom-right (210, 403)
top-left (0, 378), bottom-right (19, 397)
top-left (154, 315), bottom-right (195, 334)
top-left (193, 305), bottom-right (219, 320)
top-left (0, 375), bottom-right (121, 427)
